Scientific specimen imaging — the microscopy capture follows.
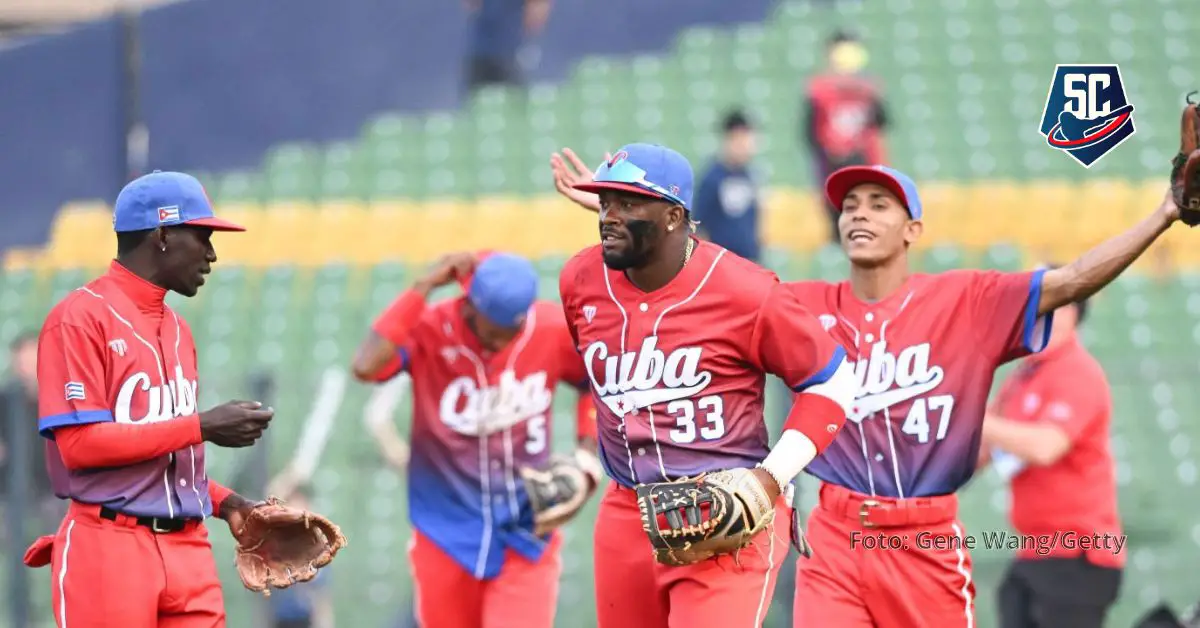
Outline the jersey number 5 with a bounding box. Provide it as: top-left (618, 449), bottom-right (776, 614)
top-left (525, 415), bottom-right (547, 455)
top-left (666, 396), bottom-right (726, 444)
top-left (901, 395), bottom-right (955, 444)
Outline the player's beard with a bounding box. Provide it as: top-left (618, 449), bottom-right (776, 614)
top-left (601, 219), bottom-right (658, 270)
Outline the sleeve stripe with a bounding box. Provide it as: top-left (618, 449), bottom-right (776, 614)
top-left (1022, 268), bottom-right (1055, 353)
top-left (792, 345), bottom-right (848, 392)
top-left (38, 409), bottom-right (115, 439)
top-left (795, 356), bottom-right (857, 417)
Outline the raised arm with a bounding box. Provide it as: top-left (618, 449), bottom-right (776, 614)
top-left (550, 147), bottom-right (607, 213)
top-left (351, 253), bottom-right (477, 382)
top-left (1038, 190), bottom-right (1177, 315)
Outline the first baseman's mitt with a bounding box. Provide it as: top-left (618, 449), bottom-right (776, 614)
top-left (519, 448), bottom-right (604, 536)
top-left (233, 497), bottom-right (348, 597)
top-left (1172, 91), bottom-right (1200, 225)
top-left (635, 468), bottom-right (776, 567)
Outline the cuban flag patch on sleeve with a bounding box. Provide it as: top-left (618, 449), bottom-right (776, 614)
top-left (64, 381), bottom-right (86, 401)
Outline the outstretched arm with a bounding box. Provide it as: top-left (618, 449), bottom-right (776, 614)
top-left (1038, 191), bottom-right (1177, 315)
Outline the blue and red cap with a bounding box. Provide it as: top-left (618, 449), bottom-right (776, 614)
top-left (113, 171), bottom-right (245, 233)
top-left (464, 252), bottom-right (538, 329)
top-left (572, 143), bottom-right (694, 210)
top-left (824, 165), bottom-right (924, 220)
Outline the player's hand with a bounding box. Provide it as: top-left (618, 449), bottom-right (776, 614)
top-left (1158, 188), bottom-right (1181, 224)
top-left (199, 400), bottom-right (275, 448)
top-left (416, 252), bottom-right (478, 293)
top-left (750, 467), bottom-right (782, 504)
top-left (550, 147), bottom-right (606, 213)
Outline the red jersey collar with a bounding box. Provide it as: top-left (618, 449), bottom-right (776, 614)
top-left (107, 260), bottom-right (167, 316)
top-left (839, 273), bottom-right (918, 316)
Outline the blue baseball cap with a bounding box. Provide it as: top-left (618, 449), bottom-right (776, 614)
top-left (467, 253), bottom-right (538, 328)
top-left (112, 171), bottom-right (245, 233)
top-left (824, 165), bottom-right (924, 220)
top-left (572, 143), bottom-right (694, 210)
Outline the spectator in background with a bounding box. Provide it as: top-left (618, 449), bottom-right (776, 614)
top-left (802, 30), bottom-right (889, 244)
top-left (269, 483), bottom-right (336, 628)
top-left (0, 331), bottom-right (56, 529)
top-left (464, 0), bottom-right (553, 95)
top-left (692, 110), bottom-right (763, 263)
top-left (979, 273), bottom-right (1124, 628)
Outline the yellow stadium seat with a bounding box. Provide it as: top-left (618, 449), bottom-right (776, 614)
top-left (913, 183), bottom-right (964, 247)
top-left (527, 195), bottom-right (597, 255)
top-left (764, 188), bottom-right (826, 252)
top-left (961, 181), bottom-right (1022, 249)
top-left (210, 204), bottom-right (264, 267)
top-left (3, 247), bottom-right (43, 272)
top-left (46, 201), bottom-right (113, 269)
top-left (360, 201), bottom-right (418, 264)
top-left (762, 188), bottom-right (808, 250)
top-left (310, 202), bottom-right (370, 266)
top-left (255, 203), bottom-right (317, 267)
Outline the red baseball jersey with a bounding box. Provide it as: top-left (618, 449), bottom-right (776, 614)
top-left (790, 269), bottom-right (1053, 498)
top-left (37, 262), bottom-right (209, 519)
top-left (559, 239), bottom-right (851, 487)
top-left (991, 336), bottom-right (1124, 567)
top-left (380, 297), bottom-right (590, 579)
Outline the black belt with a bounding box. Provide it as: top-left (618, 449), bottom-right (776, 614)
top-left (98, 506), bottom-right (194, 533)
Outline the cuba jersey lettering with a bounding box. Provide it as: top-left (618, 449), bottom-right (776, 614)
top-left (561, 240), bottom-right (848, 488)
top-left (791, 269), bottom-right (1053, 498)
top-left (37, 276), bottom-right (209, 519)
top-left (396, 299), bottom-right (586, 579)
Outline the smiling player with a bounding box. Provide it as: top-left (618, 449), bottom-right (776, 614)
top-left (552, 150), bottom-right (1183, 626)
top-left (786, 165), bottom-right (1181, 627)
top-left (558, 144), bottom-right (856, 627)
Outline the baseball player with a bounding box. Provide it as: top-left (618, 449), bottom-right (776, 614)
top-left (783, 165), bottom-right (1181, 627)
top-left (350, 250), bottom-right (601, 628)
top-left (551, 150), bottom-right (1182, 626)
top-left (557, 143), bottom-right (857, 627)
top-left (23, 171), bottom-right (280, 627)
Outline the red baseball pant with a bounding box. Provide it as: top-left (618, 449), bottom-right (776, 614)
top-left (593, 482), bottom-right (791, 628)
top-left (42, 501), bottom-right (225, 627)
top-left (408, 528), bottom-right (563, 628)
top-left (794, 483), bottom-right (976, 627)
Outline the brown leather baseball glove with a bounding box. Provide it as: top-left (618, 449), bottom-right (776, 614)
top-left (1172, 91), bottom-right (1200, 225)
top-left (635, 468), bottom-right (776, 567)
top-left (233, 497), bottom-right (348, 597)
top-left (519, 448), bottom-right (603, 536)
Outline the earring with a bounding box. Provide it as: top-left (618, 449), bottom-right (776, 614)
top-left (668, 226), bottom-right (675, 232)
top-left (161, 245), bottom-right (167, 252)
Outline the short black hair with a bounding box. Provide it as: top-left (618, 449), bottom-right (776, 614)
top-left (116, 228), bottom-right (154, 257)
top-left (1044, 264), bottom-right (1088, 324)
top-left (721, 110), bottom-right (753, 134)
top-left (827, 29), bottom-right (859, 48)
top-left (9, 330), bottom-right (37, 353)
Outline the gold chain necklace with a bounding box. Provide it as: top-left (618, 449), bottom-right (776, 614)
top-left (683, 236), bottom-right (695, 264)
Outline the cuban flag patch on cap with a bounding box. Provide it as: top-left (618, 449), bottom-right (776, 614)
top-left (158, 205), bottom-right (180, 223)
